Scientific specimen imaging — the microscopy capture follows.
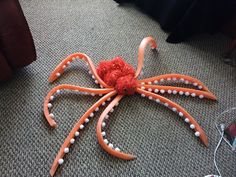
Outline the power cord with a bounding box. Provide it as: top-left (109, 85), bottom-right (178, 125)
top-left (213, 124), bottom-right (225, 177)
top-left (205, 107), bottom-right (236, 177)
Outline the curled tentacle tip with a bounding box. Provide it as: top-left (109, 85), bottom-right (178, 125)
top-left (50, 121), bottom-right (57, 128)
top-left (206, 91), bottom-right (217, 100)
top-left (203, 142), bottom-right (209, 148)
top-left (204, 140), bottom-right (209, 148)
top-left (50, 170), bottom-right (55, 177)
top-left (125, 154), bottom-right (136, 160)
top-left (150, 40), bottom-right (157, 49)
top-left (48, 75), bottom-right (56, 83)
top-left (48, 71), bottom-right (62, 83)
top-left (200, 135), bottom-right (209, 147)
top-left (213, 96), bottom-right (217, 101)
top-left (151, 45), bottom-right (157, 50)
top-left (210, 93), bottom-right (217, 100)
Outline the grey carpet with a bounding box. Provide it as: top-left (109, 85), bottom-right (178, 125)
top-left (0, 0), bottom-right (235, 176)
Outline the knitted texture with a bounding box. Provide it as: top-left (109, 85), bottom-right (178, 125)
top-left (97, 57), bottom-right (137, 95)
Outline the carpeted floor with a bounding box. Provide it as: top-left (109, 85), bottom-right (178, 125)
top-left (0, 0), bottom-right (235, 176)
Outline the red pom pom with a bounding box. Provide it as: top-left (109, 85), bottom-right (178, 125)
top-left (110, 57), bottom-right (126, 70)
top-left (103, 70), bottom-right (122, 86)
top-left (116, 75), bottom-right (137, 95)
top-left (96, 60), bottom-right (111, 80)
top-left (96, 56), bottom-right (137, 95)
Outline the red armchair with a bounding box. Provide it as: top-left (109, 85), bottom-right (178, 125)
top-left (0, 0), bottom-right (36, 81)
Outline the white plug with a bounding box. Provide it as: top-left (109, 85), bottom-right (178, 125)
top-left (219, 124), bottom-right (225, 132)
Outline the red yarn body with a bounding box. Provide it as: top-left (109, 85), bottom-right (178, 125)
top-left (96, 57), bottom-right (137, 95)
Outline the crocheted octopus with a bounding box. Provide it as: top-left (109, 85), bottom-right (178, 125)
top-left (44, 37), bottom-right (217, 176)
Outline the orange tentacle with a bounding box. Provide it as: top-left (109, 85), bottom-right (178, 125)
top-left (48, 53), bottom-right (111, 88)
top-left (135, 36), bottom-right (158, 78)
top-left (49, 91), bottom-right (117, 177)
top-left (138, 74), bottom-right (211, 92)
top-left (136, 88), bottom-right (209, 147)
top-left (44, 84), bottom-right (114, 127)
top-left (96, 95), bottom-right (136, 160)
top-left (140, 85), bottom-right (217, 100)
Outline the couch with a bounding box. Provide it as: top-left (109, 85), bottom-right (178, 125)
top-left (0, 0), bottom-right (36, 81)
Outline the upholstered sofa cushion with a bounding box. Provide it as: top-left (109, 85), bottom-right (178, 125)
top-left (0, 0), bottom-right (36, 81)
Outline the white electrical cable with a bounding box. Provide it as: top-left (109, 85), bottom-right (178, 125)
top-left (214, 107), bottom-right (236, 149)
top-left (213, 126), bottom-right (224, 177)
top-left (205, 107), bottom-right (236, 177)
top-left (215, 124), bottom-right (233, 149)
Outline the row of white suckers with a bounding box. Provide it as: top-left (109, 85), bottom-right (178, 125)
top-left (55, 57), bottom-right (81, 77)
top-left (47, 89), bottom-right (107, 120)
top-left (140, 86), bottom-right (205, 99)
top-left (139, 92), bottom-right (201, 137)
top-left (54, 58), bottom-right (103, 86)
top-left (140, 77), bottom-right (203, 89)
top-left (47, 90), bottom-right (121, 165)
